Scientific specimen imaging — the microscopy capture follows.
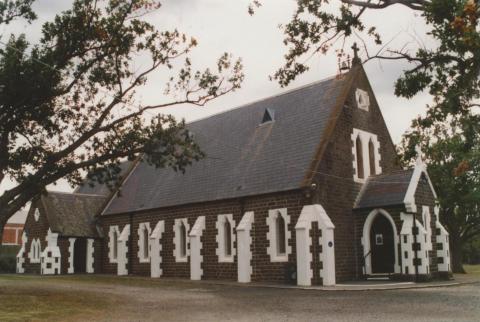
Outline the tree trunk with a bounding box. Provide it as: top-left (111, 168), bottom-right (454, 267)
top-left (450, 235), bottom-right (466, 274)
top-left (0, 215), bottom-right (6, 247)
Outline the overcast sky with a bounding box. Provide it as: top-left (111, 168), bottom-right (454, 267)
top-left (2, 0), bottom-right (435, 194)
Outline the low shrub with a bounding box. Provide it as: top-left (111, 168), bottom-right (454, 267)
top-left (0, 245), bottom-right (20, 273)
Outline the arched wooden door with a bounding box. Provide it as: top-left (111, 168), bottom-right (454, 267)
top-left (369, 215), bottom-right (395, 273)
top-left (74, 238), bottom-right (87, 273)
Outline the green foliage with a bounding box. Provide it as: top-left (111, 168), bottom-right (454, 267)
top-left (0, 0), bottom-right (244, 225)
top-left (264, 0), bottom-right (480, 125)
top-left (0, 0), bottom-right (36, 24)
top-left (399, 114), bottom-right (480, 271)
top-left (464, 236), bottom-right (480, 264)
top-left (0, 245), bottom-right (19, 273)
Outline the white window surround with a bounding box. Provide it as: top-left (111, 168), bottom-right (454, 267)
top-left (174, 218), bottom-right (190, 262)
top-left (108, 225), bottom-right (120, 264)
top-left (355, 88), bottom-right (370, 111)
top-left (266, 208), bottom-right (291, 262)
top-left (137, 222), bottom-right (151, 263)
top-left (29, 238), bottom-right (41, 263)
top-left (351, 128), bottom-right (382, 183)
top-left (215, 214), bottom-right (236, 263)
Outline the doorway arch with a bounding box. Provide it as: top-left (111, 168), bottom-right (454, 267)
top-left (362, 209), bottom-right (400, 275)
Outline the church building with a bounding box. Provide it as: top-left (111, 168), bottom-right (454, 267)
top-left (16, 61), bottom-right (451, 286)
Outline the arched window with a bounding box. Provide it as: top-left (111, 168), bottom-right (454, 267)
top-left (224, 220), bottom-right (232, 256)
top-left (276, 213), bottom-right (286, 256)
top-left (356, 136), bottom-right (364, 179)
top-left (35, 241), bottom-right (40, 260)
top-left (30, 239), bottom-right (41, 263)
top-left (113, 231), bottom-right (118, 260)
top-left (180, 222), bottom-right (187, 258)
top-left (369, 139), bottom-right (376, 175)
top-left (143, 227), bottom-right (149, 259)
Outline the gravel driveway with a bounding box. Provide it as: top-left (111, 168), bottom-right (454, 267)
top-left (1, 275), bottom-right (479, 322)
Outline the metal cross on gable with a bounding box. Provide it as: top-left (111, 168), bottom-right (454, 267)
top-left (351, 42), bottom-right (360, 58)
top-left (351, 42), bottom-right (361, 65)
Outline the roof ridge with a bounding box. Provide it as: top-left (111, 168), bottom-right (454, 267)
top-left (46, 190), bottom-right (106, 198)
top-left (186, 74), bottom-right (343, 126)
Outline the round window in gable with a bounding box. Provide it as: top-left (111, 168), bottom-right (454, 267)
top-left (34, 209), bottom-right (40, 222)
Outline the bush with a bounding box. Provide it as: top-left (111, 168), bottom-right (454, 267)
top-left (0, 245), bottom-right (20, 273)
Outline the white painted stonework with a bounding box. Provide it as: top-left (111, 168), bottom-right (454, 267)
top-left (117, 224), bottom-right (130, 276)
top-left (16, 232), bottom-right (27, 273)
top-left (28, 238), bottom-right (41, 263)
top-left (351, 128), bottom-right (382, 183)
top-left (422, 206), bottom-right (433, 251)
top-left (67, 238), bottom-right (76, 274)
top-left (416, 220), bottom-right (430, 275)
top-left (435, 206), bottom-right (451, 272)
top-left (150, 221), bottom-right (165, 278)
top-left (137, 222), bottom-right (151, 263)
top-left (190, 216), bottom-right (206, 280)
top-left (237, 211), bottom-right (254, 283)
top-left (403, 148), bottom-right (438, 213)
top-left (400, 213), bottom-right (430, 275)
top-left (362, 209), bottom-right (400, 275)
top-left (34, 208), bottom-right (40, 222)
top-left (295, 204), bottom-right (336, 286)
top-left (436, 222), bottom-right (450, 272)
top-left (355, 88), bottom-right (370, 111)
top-left (400, 213), bottom-right (415, 275)
top-left (86, 239), bottom-right (95, 273)
top-left (266, 208), bottom-right (291, 262)
top-left (174, 218), bottom-right (190, 262)
top-left (215, 214), bottom-right (236, 263)
top-left (41, 229), bottom-right (61, 275)
top-left (108, 225), bottom-right (120, 263)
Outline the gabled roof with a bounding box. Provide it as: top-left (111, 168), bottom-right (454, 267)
top-left (41, 191), bottom-right (107, 238)
top-left (354, 169), bottom-right (414, 210)
top-left (104, 73), bottom-right (352, 215)
top-left (75, 161), bottom-right (134, 196)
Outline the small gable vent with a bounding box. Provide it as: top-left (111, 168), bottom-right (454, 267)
top-left (261, 108), bottom-right (275, 124)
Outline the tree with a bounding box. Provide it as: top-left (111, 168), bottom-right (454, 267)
top-left (252, 0), bottom-right (479, 123)
top-left (399, 114), bottom-right (480, 273)
top-left (0, 0), bottom-right (244, 244)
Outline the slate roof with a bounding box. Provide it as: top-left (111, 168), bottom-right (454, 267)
top-left (104, 75), bottom-right (350, 215)
top-left (41, 191), bottom-right (107, 237)
top-left (75, 161), bottom-right (134, 196)
top-left (354, 169), bottom-right (414, 210)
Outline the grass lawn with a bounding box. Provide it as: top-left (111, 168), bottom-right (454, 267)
top-left (0, 276), bottom-right (121, 321)
top-left (464, 264), bottom-right (480, 276)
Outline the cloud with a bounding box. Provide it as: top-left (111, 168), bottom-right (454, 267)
top-left (0, 0), bottom-right (435, 193)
